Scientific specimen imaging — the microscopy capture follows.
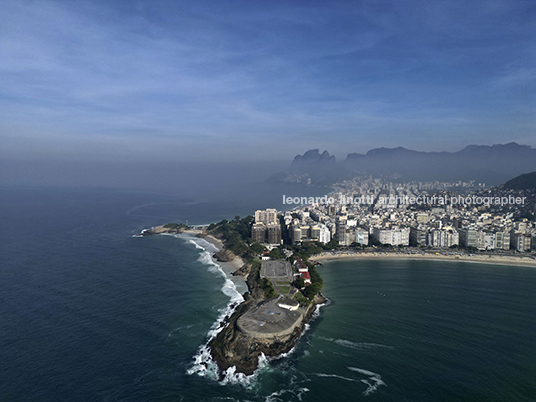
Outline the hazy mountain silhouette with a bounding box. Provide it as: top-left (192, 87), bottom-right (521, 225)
top-left (269, 143), bottom-right (536, 186)
top-left (267, 149), bottom-right (352, 185)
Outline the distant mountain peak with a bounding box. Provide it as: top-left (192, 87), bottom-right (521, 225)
top-left (266, 149), bottom-right (348, 185)
top-left (269, 143), bottom-right (536, 186)
top-left (291, 150), bottom-right (336, 171)
top-left (366, 146), bottom-right (416, 157)
top-left (459, 142), bottom-right (529, 153)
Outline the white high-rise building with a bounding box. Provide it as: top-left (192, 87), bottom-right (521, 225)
top-left (319, 225), bottom-right (331, 244)
top-left (372, 227), bottom-right (409, 246)
top-left (255, 209), bottom-right (278, 225)
top-left (355, 228), bottom-right (369, 246)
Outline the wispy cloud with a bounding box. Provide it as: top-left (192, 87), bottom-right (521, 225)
top-left (0, 0), bottom-right (535, 163)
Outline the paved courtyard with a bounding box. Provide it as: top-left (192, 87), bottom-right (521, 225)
top-left (237, 298), bottom-right (304, 339)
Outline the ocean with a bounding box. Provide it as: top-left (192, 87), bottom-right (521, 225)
top-left (1, 184), bottom-right (535, 401)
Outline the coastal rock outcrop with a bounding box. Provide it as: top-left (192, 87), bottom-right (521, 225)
top-left (138, 223), bottom-right (187, 236)
top-left (231, 262), bottom-right (253, 278)
top-left (213, 249), bottom-right (236, 262)
top-left (209, 269), bottom-right (326, 376)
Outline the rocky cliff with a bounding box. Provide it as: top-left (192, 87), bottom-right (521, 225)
top-left (213, 249), bottom-right (236, 262)
top-left (209, 268), bottom-right (325, 376)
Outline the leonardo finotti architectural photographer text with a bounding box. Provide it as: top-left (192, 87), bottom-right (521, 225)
top-left (283, 194), bottom-right (526, 207)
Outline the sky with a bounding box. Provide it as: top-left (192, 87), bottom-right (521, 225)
top-left (0, 0), bottom-right (535, 187)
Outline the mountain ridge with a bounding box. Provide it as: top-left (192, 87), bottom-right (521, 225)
top-left (269, 143), bottom-right (536, 186)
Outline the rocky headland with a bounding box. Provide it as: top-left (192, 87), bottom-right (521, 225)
top-left (138, 223), bottom-right (190, 236)
top-left (140, 222), bottom-right (326, 376)
top-left (209, 266), bottom-right (326, 376)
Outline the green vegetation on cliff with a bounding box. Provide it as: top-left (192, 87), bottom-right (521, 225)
top-left (207, 216), bottom-right (255, 258)
top-left (302, 263), bottom-right (323, 300)
top-left (258, 278), bottom-right (277, 298)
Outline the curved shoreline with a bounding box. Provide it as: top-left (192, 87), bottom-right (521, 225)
top-left (314, 251), bottom-right (536, 268)
top-left (194, 234), bottom-right (326, 376)
top-left (139, 224), bottom-right (326, 377)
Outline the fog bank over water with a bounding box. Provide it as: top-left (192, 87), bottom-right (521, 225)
top-left (0, 157), bottom-right (290, 196)
top-left (0, 132), bottom-right (298, 194)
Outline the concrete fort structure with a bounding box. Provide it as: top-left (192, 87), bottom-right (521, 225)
top-left (260, 260), bottom-right (293, 282)
top-left (237, 297), bottom-right (304, 339)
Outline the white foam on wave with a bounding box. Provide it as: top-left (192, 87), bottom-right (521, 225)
top-left (138, 231), bottom-right (251, 382)
top-left (348, 367), bottom-right (386, 395)
top-left (218, 353), bottom-right (269, 386)
top-left (166, 323), bottom-right (202, 339)
top-left (265, 387), bottom-right (310, 402)
top-left (190, 239), bottom-right (244, 304)
top-left (181, 235), bottom-right (329, 387)
top-left (186, 236), bottom-right (219, 253)
top-left (312, 298), bottom-right (329, 318)
top-left (267, 297), bottom-right (329, 363)
top-left (312, 373), bottom-right (360, 382)
top-left (307, 367), bottom-right (385, 396)
top-left (181, 235), bottom-right (267, 386)
top-left (322, 338), bottom-right (394, 350)
top-left (319, 335), bottom-right (393, 349)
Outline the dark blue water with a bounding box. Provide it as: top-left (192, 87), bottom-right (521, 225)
top-left (1, 185), bottom-right (535, 401)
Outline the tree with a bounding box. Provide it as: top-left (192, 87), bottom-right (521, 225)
top-left (369, 236), bottom-right (383, 247)
top-left (251, 259), bottom-right (262, 270)
top-left (259, 278), bottom-right (277, 298)
top-left (250, 242), bottom-right (267, 255)
top-left (323, 238), bottom-right (339, 250)
top-left (268, 248), bottom-right (286, 260)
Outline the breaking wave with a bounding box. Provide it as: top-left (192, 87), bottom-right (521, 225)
top-left (319, 337), bottom-right (394, 351)
top-left (182, 235), bottom-right (265, 386)
top-left (348, 367), bottom-right (386, 395)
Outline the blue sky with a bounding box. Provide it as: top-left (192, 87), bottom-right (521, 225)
top-left (0, 0), bottom-right (535, 166)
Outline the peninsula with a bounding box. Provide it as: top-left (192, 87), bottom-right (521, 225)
top-left (207, 258), bottom-right (325, 376)
top-left (140, 170), bottom-right (536, 375)
top-left (139, 223), bottom-right (191, 236)
top-left (139, 215), bottom-right (326, 376)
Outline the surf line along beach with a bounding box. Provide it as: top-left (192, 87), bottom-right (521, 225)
top-left (138, 223), bottom-right (327, 377)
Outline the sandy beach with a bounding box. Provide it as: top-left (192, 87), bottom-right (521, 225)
top-left (201, 233), bottom-right (246, 272)
top-left (198, 233), bottom-right (223, 249)
top-left (314, 251), bottom-right (536, 268)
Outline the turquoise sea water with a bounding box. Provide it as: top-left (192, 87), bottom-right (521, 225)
top-left (1, 185), bottom-right (535, 401)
